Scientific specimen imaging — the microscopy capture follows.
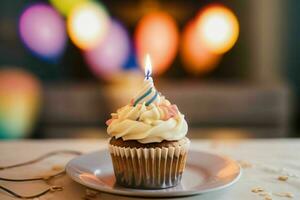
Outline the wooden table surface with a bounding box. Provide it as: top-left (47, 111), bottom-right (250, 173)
top-left (0, 139), bottom-right (299, 200)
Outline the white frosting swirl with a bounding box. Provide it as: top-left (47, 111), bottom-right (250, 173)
top-left (106, 79), bottom-right (188, 143)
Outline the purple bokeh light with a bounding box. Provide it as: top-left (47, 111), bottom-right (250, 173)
top-left (19, 3), bottom-right (67, 60)
top-left (84, 19), bottom-right (130, 80)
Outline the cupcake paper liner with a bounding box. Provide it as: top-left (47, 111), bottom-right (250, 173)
top-left (108, 141), bottom-right (190, 189)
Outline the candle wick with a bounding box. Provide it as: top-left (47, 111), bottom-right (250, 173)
top-left (146, 70), bottom-right (150, 80)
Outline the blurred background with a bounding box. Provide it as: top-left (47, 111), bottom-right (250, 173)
top-left (0, 0), bottom-right (298, 139)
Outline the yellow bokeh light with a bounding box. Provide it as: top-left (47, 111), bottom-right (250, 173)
top-left (50, 0), bottom-right (87, 16)
top-left (0, 68), bottom-right (41, 138)
top-left (196, 5), bottom-right (239, 54)
top-left (67, 1), bottom-right (109, 50)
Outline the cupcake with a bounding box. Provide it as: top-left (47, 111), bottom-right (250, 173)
top-left (106, 70), bottom-right (189, 189)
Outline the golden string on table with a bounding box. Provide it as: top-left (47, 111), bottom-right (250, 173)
top-left (0, 150), bottom-right (82, 199)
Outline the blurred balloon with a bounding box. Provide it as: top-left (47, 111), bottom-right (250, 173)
top-left (0, 68), bottom-right (41, 139)
top-left (50, 0), bottom-right (87, 16)
top-left (181, 21), bottom-right (221, 75)
top-left (84, 20), bottom-right (130, 80)
top-left (123, 43), bottom-right (139, 71)
top-left (19, 3), bottom-right (67, 60)
top-left (135, 11), bottom-right (179, 76)
top-left (67, 1), bottom-right (109, 50)
top-left (195, 4), bottom-right (239, 54)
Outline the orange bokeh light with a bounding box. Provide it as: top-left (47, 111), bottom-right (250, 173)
top-left (195, 4), bottom-right (239, 54)
top-left (135, 11), bottom-right (179, 76)
top-left (181, 21), bottom-right (221, 75)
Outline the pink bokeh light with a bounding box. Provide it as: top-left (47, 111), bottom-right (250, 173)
top-left (84, 19), bottom-right (130, 80)
top-left (19, 3), bottom-right (67, 59)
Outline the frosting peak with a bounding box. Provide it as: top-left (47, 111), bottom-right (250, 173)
top-left (106, 78), bottom-right (188, 143)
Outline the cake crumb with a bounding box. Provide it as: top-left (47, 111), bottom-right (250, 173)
top-left (259, 192), bottom-right (271, 197)
top-left (82, 189), bottom-right (99, 200)
top-left (85, 189), bottom-right (98, 197)
top-left (274, 192), bottom-right (294, 198)
top-left (52, 165), bottom-right (64, 171)
top-left (238, 160), bottom-right (253, 169)
top-left (264, 196), bottom-right (272, 200)
top-left (251, 187), bottom-right (264, 193)
top-left (278, 176), bottom-right (288, 181)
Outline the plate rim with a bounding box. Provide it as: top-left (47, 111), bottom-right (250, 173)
top-left (66, 149), bottom-right (242, 197)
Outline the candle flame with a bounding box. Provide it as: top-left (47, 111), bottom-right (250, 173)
top-left (145, 54), bottom-right (152, 79)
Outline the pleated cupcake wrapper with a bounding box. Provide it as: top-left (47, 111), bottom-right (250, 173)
top-left (108, 142), bottom-right (190, 189)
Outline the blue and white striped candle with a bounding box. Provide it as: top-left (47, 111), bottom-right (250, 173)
top-left (133, 54), bottom-right (159, 106)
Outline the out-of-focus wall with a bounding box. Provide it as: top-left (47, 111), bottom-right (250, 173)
top-left (0, 0), bottom-right (296, 138)
top-left (249, 0), bottom-right (283, 82)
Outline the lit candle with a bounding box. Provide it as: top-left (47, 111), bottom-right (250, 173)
top-left (145, 54), bottom-right (152, 80)
top-left (132, 54), bottom-right (158, 107)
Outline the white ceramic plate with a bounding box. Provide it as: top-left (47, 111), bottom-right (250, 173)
top-left (66, 150), bottom-right (241, 197)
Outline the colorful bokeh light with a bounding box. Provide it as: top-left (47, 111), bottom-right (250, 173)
top-left (84, 20), bottom-right (130, 80)
top-left (50, 0), bottom-right (87, 16)
top-left (0, 68), bottom-right (41, 139)
top-left (195, 4), bottom-right (239, 54)
top-left (123, 44), bottom-right (139, 71)
top-left (181, 21), bottom-right (221, 75)
top-left (135, 11), bottom-right (179, 76)
top-left (67, 1), bottom-right (109, 50)
top-left (19, 3), bottom-right (67, 60)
